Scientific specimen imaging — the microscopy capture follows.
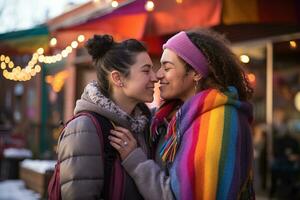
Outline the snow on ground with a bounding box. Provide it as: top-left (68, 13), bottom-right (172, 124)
top-left (0, 180), bottom-right (40, 200)
top-left (3, 148), bottom-right (32, 159)
top-left (21, 159), bottom-right (56, 174)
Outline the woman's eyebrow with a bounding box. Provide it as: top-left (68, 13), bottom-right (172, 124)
top-left (160, 60), bottom-right (175, 66)
top-left (141, 64), bottom-right (152, 69)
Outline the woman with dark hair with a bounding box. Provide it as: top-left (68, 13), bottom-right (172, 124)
top-left (109, 29), bottom-right (255, 200)
top-left (57, 34), bottom-right (157, 199)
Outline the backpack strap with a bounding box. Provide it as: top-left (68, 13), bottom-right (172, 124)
top-left (58, 111), bottom-right (107, 155)
top-left (56, 111), bottom-right (125, 199)
top-left (75, 111), bottom-right (125, 200)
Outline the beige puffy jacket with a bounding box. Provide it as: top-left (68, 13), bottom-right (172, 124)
top-left (58, 83), bottom-right (150, 200)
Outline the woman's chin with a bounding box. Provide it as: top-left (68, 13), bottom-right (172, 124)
top-left (160, 93), bottom-right (172, 101)
top-left (146, 97), bottom-right (154, 103)
top-left (140, 96), bottom-right (154, 103)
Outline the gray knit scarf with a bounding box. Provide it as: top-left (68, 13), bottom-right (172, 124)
top-left (82, 81), bottom-right (149, 135)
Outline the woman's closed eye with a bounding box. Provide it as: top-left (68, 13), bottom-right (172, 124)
top-left (142, 70), bottom-right (150, 74)
top-left (164, 67), bottom-right (170, 72)
top-left (141, 65), bottom-right (151, 74)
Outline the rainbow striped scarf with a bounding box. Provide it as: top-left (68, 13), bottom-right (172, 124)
top-left (150, 99), bottom-right (182, 142)
top-left (152, 87), bottom-right (255, 200)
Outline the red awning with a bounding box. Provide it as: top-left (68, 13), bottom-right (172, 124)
top-left (52, 0), bottom-right (300, 53)
top-left (53, 0), bottom-right (222, 49)
top-left (144, 0), bottom-right (221, 36)
top-left (53, 13), bottom-right (147, 49)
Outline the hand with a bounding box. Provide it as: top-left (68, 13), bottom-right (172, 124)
top-left (109, 126), bottom-right (137, 160)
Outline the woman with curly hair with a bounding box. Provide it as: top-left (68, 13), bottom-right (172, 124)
top-left (109, 29), bottom-right (255, 200)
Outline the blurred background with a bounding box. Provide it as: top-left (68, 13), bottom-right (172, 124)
top-left (0, 0), bottom-right (300, 199)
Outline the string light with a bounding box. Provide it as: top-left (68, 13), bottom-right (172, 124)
top-left (37, 48), bottom-right (44, 55)
top-left (111, 1), bottom-right (118, 8)
top-left (77, 35), bottom-right (85, 42)
top-left (1, 62), bottom-right (6, 70)
top-left (71, 41), bottom-right (78, 48)
top-left (145, 1), bottom-right (154, 12)
top-left (8, 61), bottom-right (14, 68)
top-left (240, 54), bottom-right (250, 63)
top-left (5, 56), bottom-right (10, 64)
top-left (1, 0), bottom-right (131, 81)
top-left (50, 38), bottom-right (57, 47)
top-left (35, 65), bottom-right (41, 73)
top-left (1, 34), bottom-right (86, 82)
top-left (289, 40), bottom-right (297, 49)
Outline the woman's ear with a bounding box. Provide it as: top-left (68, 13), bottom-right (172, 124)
top-left (110, 70), bottom-right (124, 87)
top-left (193, 71), bottom-right (202, 82)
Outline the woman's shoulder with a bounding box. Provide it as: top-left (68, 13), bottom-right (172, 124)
top-left (63, 112), bottom-right (113, 136)
top-left (62, 114), bottom-right (106, 139)
top-left (65, 115), bottom-right (97, 132)
top-left (58, 114), bottom-right (105, 158)
top-left (57, 114), bottom-right (105, 187)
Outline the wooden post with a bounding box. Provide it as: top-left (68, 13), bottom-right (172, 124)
top-left (266, 42), bottom-right (273, 188)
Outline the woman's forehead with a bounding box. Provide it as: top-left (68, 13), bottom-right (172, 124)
top-left (161, 49), bottom-right (181, 64)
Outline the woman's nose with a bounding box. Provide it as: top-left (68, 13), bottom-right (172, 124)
top-left (150, 70), bottom-right (158, 82)
top-left (156, 67), bottom-right (164, 80)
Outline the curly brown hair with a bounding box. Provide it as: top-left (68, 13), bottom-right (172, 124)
top-left (185, 29), bottom-right (253, 101)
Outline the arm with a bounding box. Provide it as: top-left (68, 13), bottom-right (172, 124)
top-left (122, 148), bottom-right (174, 200)
top-left (109, 126), bottom-right (174, 200)
top-left (58, 116), bottom-right (104, 200)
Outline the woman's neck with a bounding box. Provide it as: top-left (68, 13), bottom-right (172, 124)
top-left (111, 91), bottom-right (137, 115)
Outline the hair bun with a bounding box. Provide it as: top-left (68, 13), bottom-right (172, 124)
top-left (85, 34), bottom-right (114, 60)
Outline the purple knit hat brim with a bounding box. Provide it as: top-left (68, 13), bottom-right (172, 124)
top-left (163, 31), bottom-right (209, 77)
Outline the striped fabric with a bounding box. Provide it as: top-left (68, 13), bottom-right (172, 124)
top-left (152, 87), bottom-right (254, 200)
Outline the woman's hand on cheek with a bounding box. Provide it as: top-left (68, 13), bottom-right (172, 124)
top-left (109, 126), bottom-right (137, 160)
